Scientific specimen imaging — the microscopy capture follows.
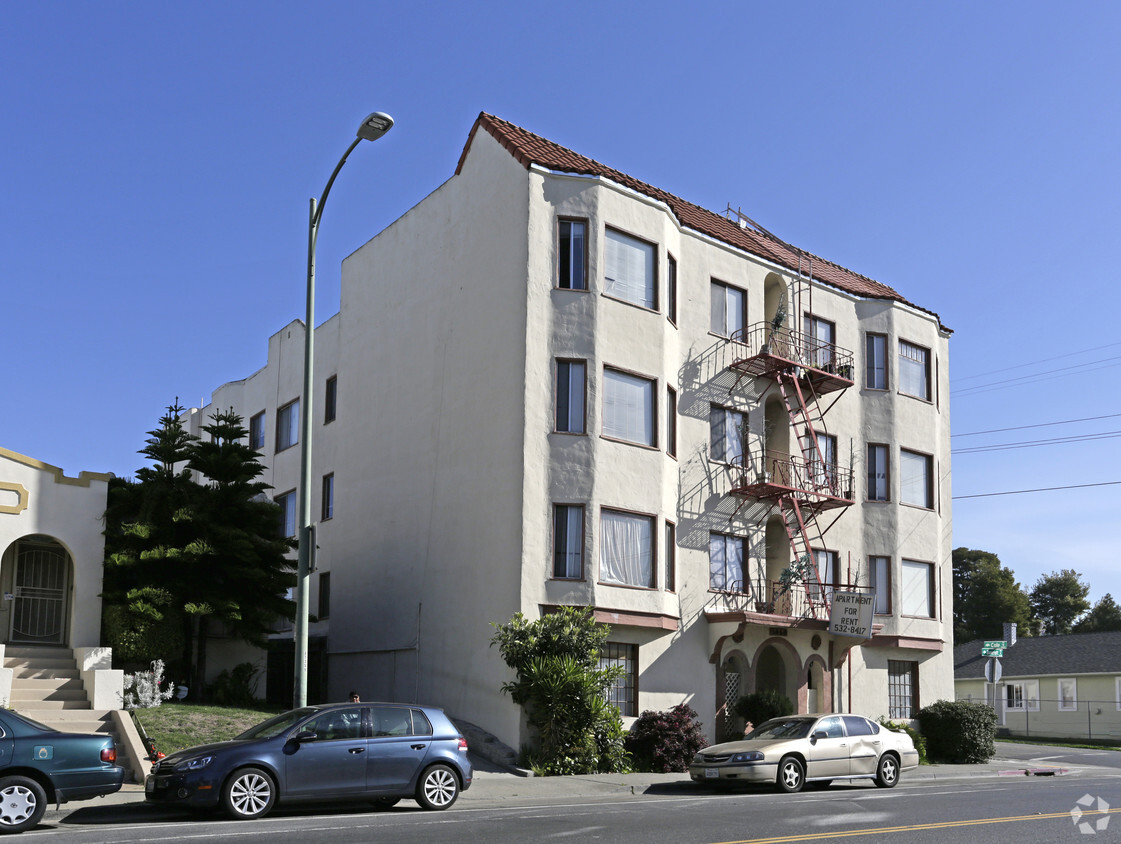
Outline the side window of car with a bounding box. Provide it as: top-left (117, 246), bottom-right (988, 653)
top-left (373, 706), bottom-right (414, 737)
top-left (842, 715), bottom-right (875, 736)
top-left (410, 709), bottom-right (434, 737)
top-left (304, 708), bottom-right (364, 741)
top-left (817, 716), bottom-right (844, 738)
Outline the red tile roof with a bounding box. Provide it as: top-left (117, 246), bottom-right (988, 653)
top-left (458, 112), bottom-right (947, 331)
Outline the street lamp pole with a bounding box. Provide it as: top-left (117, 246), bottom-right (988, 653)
top-left (295, 112), bottom-right (394, 708)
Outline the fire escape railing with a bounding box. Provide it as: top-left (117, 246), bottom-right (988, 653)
top-left (728, 452), bottom-right (854, 502)
top-left (730, 323), bottom-right (855, 381)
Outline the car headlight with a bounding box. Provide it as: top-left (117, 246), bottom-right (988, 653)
top-left (175, 755), bottom-right (214, 772)
top-left (731, 751), bottom-right (764, 763)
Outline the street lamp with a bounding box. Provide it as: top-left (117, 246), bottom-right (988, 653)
top-left (295, 112), bottom-right (394, 708)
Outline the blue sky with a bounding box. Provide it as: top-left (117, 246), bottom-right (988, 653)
top-left (3, 2), bottom-right (1119, 606)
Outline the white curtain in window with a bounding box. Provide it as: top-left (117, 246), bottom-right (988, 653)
top-left (872, 556), bottom-right (890, 614)
top-left (899, 341), bottom-right (929, 399)
top-left (604, 370), bottom-right (653, 445)
top-left (901, 560), bottom-right (932, 616)
top-left (605, 230), bottom-right (655, 308)
top-left (900, 450), bottom-right (930, 506)
top-left (709, 407), bottom-right (745, 462)
top-left (709, 534), bottom-right (743, 590)
top-left (601, 512), bottom-right (652, 586)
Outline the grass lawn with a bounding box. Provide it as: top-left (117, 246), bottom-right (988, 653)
top-left (132, 703), bottom-right (283, 756)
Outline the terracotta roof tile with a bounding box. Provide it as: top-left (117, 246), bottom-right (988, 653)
top-left (458, 112), bottom-right (947, 330)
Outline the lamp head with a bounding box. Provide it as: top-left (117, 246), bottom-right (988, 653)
top-left (357, 112), bottom-right (394, 142)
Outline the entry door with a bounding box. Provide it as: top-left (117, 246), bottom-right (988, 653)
top-left (10, 542), bottom-right (69, 644)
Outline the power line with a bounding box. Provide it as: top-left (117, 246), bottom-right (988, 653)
top-left (951, 355), bottom-right (1121, 396)
top-left (952, 430), bottom-right (1121, 455)
top-left (953, 340), bottom-right (1121, 384)
top-left (953, 481), bottom-right (1121, 500)
top-left (952, 412), bottom-right (1121, 438)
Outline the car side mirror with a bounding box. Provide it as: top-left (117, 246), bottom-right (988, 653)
top-left (811, 730), bottom-right (828, 741)
top-left (295, 730), bottom-right (317, 742)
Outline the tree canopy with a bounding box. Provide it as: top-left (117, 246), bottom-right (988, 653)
top-left (1073, 593), bottom-right (1121, 633)
top-left (1029, 569), bottom-right (1091, 635)
top-left (952, 548), bottom-right (1034, 643)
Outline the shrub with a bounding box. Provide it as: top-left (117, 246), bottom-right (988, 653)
top-left (916, 700), bottom-right (995, 763)
top-left (626, 704), bottom-right (708, 772)
top-left (878, 717), bottom-right (927, 764)
top-left (733, 689), bottom-right (794, 729)
top-left (208, 662), bottom-right (262, 707)
top-left (123, 659), bottom-right (175, 709)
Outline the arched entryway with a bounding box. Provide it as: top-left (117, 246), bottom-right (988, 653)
top-left (1, 535), bottom-right (73, 645)
top-left (755, 644), bottom-right (788, 699)
top-left (719, 651), bottom-right (751, 740)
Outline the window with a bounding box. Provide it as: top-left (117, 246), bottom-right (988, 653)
top-left (666, 387), bottom-right (677, 458)
top-left (249, 411), bottom-right (266, 451)
top-left (321, 473), bottom-right (334, 521)
top-left (600, 510), bottom-right (654, 587)
top-left (810, 549), bottom-right (840, 604)
top-left (709, 533), bottom-right (744, 591)
top-left (710, 280), bottom-right (745, 338)
top-left (666, 255), bottom-right (677, 325)
top-left (900, 449), bottom-right (934, 508)
top-left (870, 556), bottom-right (891, 614)
top-left (555, 360), bottom-right (586, 433)
top-left (552, 505), bottom-right (584, 579)
top-left (600, 642), bottom-right (637, 717)
top-left (901, 559), bottom-right (934, 617)
top-left (1058, 678), bottom-right (1077, 711)
top-left (810, 432), bottom-right (838, 489)
top-left (709, 405), bottom-right (745, 463)
top-left (899, 340), bottom-right (931, 400)
top-left (318, 572), bottom-right (330, 620)
top-left (558, 219), bottom-right (587, 290)
top-left (843, 715), bottom-right (877, 736)
top-left (324, 376), bottom-right (337, 424)
top-left (665, 521), bottom-right (676, 592)
top-left (804, 315), bottom-right (836, 370)
top-left (888, 660), bottom-right (919, 719)
top-left (277, 399), bottom-right (300, 452)
top-left (603, 368), bottom-right (655, 446)
top-left (604, 228), bottom-right (656, 309)
top-left (1005, 680), bottom-right (1039, 711)
top-left (1116, 677), bottom-right (1121, 711)
top-left (867, 444), bottom-right (889, 501)
top-left (276, 490), bottom-right (297, 538)
top-left (303, 707), bottom-right (364, 741)
top-left (866, 333), bottom-right (888, 389)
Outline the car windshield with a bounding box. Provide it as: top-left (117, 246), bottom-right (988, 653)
top-left (747, 718), bottom-right (814, 740)
top-left (235, 708), bottom-right (317, 740)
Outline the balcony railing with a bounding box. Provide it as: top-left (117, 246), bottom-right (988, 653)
top-left (705, 580), bottom-right (874, 622)
top-left (729, 323), bottom-right (855, 389)
top-left (728, 451), bottom-right (854, 503)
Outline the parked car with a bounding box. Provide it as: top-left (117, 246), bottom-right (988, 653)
top-left (145, 702), bottom-right (472, 819)
top-left (0, 709), bottom-right (124, 834)
top-left (689, 714), bottom-right (918, 792)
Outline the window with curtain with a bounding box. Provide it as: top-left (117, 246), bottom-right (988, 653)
top-left (888, 660), bottom-right (918, 718)
top-left (810, 549), bottom-right (840, 604)
top-left (1005, 680), bottom-right (1039, 711)
top-left (803, 314), bottom-right (836, 370)
top-left (558, 219), bottom-right (587, 290)
top-left (709, 533), bottom-right (744, 591)
top-left (249, 410), bottom-right (266, 451)
top-left (809, 431), bottom-right (837, 490)
top-left (900, 449), bottom-right (933, 508)
top-left (899, 340), bottom-right (930, 400)
top-left (604, 228), bottom-right (656, 309)
top-left (276, 399), bottom-right (300, 452)
top-left (710, 280), bottom-right (745, 337)
top-left (666, 255), bottom-right (677, 324)
top-left (665, 522), bottom-right (676, 592)
top-left (275, 490), bottom-right (297, 538)
top-left (901, 559), bottom-right (934, 617)
top-left (553, 505), bottom-right (584, 579)
top-left (555, 360), bottom-right (586, 433)
top-left (1058, 678), bottom-right (1077, 711)
top-left (866, 333), bottom-right (888, 389)
top-left (870, 556), bottom-right (891, 614)
top-left (867, 443), bottom-right (889, 501)
top-left (709, 405), bottom-right (745, 463)
top-left (600, 510), bottom-right (654, 587)
top-left (603, 368), bottom-right (655, 446)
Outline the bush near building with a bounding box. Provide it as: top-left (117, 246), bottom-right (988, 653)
top-left (626, 704), bottom-right (708, 772)
top-left (733, 689), bottom-right (795, 730)
top-left (916, 699), bottom-right (995, 763)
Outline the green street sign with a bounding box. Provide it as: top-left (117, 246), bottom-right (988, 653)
top-left (981, 647), bottom-right (1004, 657)
top-left (983, 640), bottom-right (1007, 649)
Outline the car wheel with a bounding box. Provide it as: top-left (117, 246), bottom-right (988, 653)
top-left (416, 764), bottom-right (460, 810)
top-left (776, 756), bottom-right (805, 793)
top-left (875, 753), bottom-right (900, 788)
top-left (223, 767), bottom-right (277, 819)
top-left (0, 776), bottom-right (47, 834)
top-left (808, 779), bottom-right (832, 790)
top-left (370, 797), bottom-right (401, 810)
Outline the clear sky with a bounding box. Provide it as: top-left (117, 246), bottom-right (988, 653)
top-left (3, 2), bottom-right (1119, 606)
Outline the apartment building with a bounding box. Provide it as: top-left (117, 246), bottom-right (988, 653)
top-left (185, 113), bottom-right (953, 747)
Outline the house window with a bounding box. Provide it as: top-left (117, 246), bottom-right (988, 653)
top-left (867, 444), bottom-right (889, 501)
top-left (888, 660), bottom-right (919, 719)
top-left (600, 510), bottom-right (654, 587)
top-left (810, 431), bottom-right (838, 490)
top-left (899, 340), bottom-right (931, 400)
top-left (555, 360), bottom-right (587, 434)
top-left (810, 549), bottom-right (840, 605)
top-left (552, 505), bottom-right (584, 580)
top-left (666, 387), bottom-right (677, 458)
top-left (1058, 678), bottom-right (1077, 711)
top-left (318, 572), bottom-right (330, 620)
top-left (866, 333), bottom-right (888, 390)
top-left (321, 473), bottom-right (334, 521)
top-left (600, 642), bottom-right (637, 717)
top-left (1005, 680), bottom-right (1039, 711)
top-left (324, 376), bottom-right (337, 424)
top-left (603, 368), bottom-right (655, 447)
top-left (276, 490), bottom-right (297, 538)
top-left (900, 449), bottom-right (934, 508)
top-left (277, 399), bottom-right (300, 452)
top-left (604, 228), bottom-right (656, 309)
top-left (1116, 677), bottom-right (1121, 711)
top-left (709, 533), bottom-right (744, 592)
top-left (249, 411), bottom-right (266, 451)
top-left (871, 556), bottom-right (891, 614)
top-left (666, 255), bottom-right (677, 325)
top-left (709, 405), bottom-right (745, 463)
top-left (665, 521), bottom-right (676, 592)
top-left (710, 279), bottom-right (745, 338)
top-left (804, 315), bottom-right (836, 370)
top-left (558, 219), bottom-right (587, 290)
top-left (901, 559), bottom-right (935, 617)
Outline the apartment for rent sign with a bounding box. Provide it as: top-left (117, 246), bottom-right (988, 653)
top-left (829, 591), bottom-right (874, 638)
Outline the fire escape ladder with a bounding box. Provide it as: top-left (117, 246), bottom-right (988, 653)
top-left (779, 497), bottom-right (826, 618)
top-left (776, 371), bottom-right (830, 492)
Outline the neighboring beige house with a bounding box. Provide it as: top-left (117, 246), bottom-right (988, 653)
top-left (955, 631), bottom-right (1121, 742)
top-left (185, 113), bottom-right (955, 748)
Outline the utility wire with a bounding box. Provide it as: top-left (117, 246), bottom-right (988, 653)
top-left (953, 430), bottom-right (1121, 455)
top-left (953, 340), bottom-right (1121, 384)
top-left (953, 481), bottom-right (1121, 500)
top-left (952, 412), bottom-right (1121, 438)
top-left (951, 355), bottom-right (1121, 396)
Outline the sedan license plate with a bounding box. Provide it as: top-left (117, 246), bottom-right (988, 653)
top-left (705, 768), bottom-right (719, 779)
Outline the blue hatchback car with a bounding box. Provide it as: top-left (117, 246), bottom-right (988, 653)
top-left (145, 702), bottom-right (471, 819)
